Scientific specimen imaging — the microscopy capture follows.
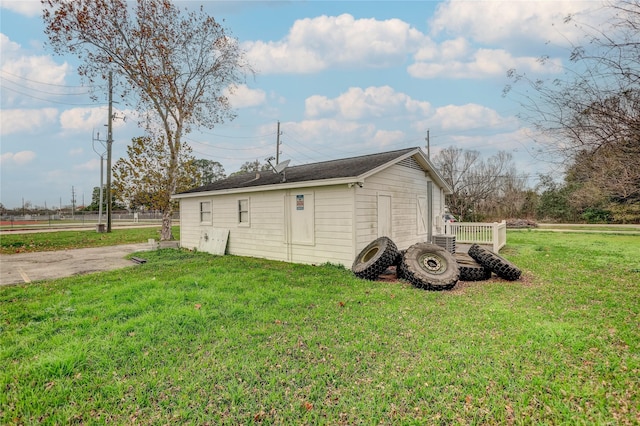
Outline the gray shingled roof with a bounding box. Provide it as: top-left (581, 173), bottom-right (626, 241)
top-left (178, 147), bottom-right (418, 194)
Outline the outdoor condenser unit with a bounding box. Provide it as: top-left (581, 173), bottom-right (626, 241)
top-left (433, 234), bottom-right (456, 254)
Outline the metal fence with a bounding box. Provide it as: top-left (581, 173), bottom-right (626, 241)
top-left (1, 211), bottom-right (180, 229)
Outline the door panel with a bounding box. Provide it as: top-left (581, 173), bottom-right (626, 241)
top-left (378, 194), bottom-right (392, 238)
top-left (289, 193), bottom-right (314, 245)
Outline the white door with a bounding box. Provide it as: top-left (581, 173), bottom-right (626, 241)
top-left (288, 193), bottom-right (314, 245)
top-left (378, 194), bottom-right (392, 238)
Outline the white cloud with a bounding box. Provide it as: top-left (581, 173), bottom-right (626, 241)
top-left (305, 86), bottom-right (431, 120)
top-left (409, 47), bottom-right (562, 79)
top-left (69, 148), bottom-right (84, 156)
top-left (73, 158), bottom-right (100, 171)
top-left (372, 129), bottom-right (407, 148)
top-left (432, 104), bottom-right (512, 130)
top-left (0, 108), bottom-right (58, 135)
top-left (225, 84), bottom-right (266, 108)
top-left (1, 34), bottom-right (74, 106)
top-left (59, 107), bottom-right (108, 132)
top-left (1, 150), bottom-right (36, 166)
top-left (244, 13), bottom-right (425, 74)
top-left (59, 107), bottom-right (131, 133)
top-left (412, 103), bottom-right (518, 134)
top-left (0, 0), bottom-right (42, 18)
top-left (430, 0), bottom-right (603, 47)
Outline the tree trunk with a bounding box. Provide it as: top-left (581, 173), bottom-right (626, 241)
top-left (161, 207), bottom-right (174, 241)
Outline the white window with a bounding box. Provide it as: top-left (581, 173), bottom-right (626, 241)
top-left (238, 198), bottom-right (249, 225)
top-left (200, 201), bottom-right (211, 223)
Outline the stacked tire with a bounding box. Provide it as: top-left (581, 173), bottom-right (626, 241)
top-left (467, 243), bottom-right (522, 281)
top-left (352, 238), bottom-right (522, 290)
top-left (399, 243), bottom-right (460, 291)
top-left (454, 252), bottom-right (492, 282)
top-left (351, 237), bottom-right (399, 281)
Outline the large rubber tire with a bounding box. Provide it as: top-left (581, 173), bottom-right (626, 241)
top-left (393, 249), bottom-right (406, 266)
top-left (400, 243), bottom-right (460, 291)
top-left (467, 244), bottom-right (521, 281)
top-left (352, 237), bottom-right (399, 281)
top-left (454, 252), bottom-right (492, 281)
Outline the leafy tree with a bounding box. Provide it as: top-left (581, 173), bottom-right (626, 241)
top-left (113, 136), bottom-right (198, 218)
top-left (84, 186), bottom-right (105, 212)
top-left (193, 159), bottom-right (226, 185)
top-left (535, 174), bottom-right (577, 222)
top-left (42, 0), bottom-right (252, 239)
top-left (505, 0), bottom-right (640, 222)
top-left (230, 160), bottom-right (271, 176)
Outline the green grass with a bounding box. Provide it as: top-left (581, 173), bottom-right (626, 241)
top-left (1, 231), bottom-right (639, 424)
top-left (0, 227), bottom-right (179, 254)
top-left (536, 223), bottom-right (640, 233)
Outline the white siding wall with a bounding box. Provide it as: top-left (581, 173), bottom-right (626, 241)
top-left (179, 185), bottom-right (355, 267)
top-left (355, 162), bottom-right (435, 253)
top-left (179, 197), bottom-right (211, 250)
top-left (180, 161), bottom-right (446, 267)
top-left (288, 186), bottom-right (354, 267)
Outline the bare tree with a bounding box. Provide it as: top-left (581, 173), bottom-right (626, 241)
top-left (505, 0), bottom-right (640, 216)
top-left (42, 0), bottom-right (252, 240)
top-left (433, 147), bottom-right (525, 221)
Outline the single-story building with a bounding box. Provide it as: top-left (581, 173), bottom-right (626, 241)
top-left (172, 147), bottom-right (453, 267)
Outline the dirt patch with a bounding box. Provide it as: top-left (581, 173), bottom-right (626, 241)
top-left (0, 243), bottom-right (152, 285)
top-left (375, 266), bottom-right (534, 293)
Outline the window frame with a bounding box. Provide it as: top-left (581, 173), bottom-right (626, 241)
top-left (238, 198), bottom-right (250, 226)
top-left (199, 200), bottom-right (212, 224)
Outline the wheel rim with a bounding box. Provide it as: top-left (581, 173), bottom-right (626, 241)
top-left (418, 253), bottom-right (447, 274)
top-left (361, 246), bottom-right (380, 262)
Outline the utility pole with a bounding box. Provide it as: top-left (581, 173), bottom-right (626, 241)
top-left (93, 131), bottom-right (106, 229)
top-left (106, 71), bottom-right (113, 233)
top-left (425, 129), bottom-right (430, 160)
top-left (71, 186), bottom-right (76, 218)
top-left (276, 121), bottom-right (282, 164)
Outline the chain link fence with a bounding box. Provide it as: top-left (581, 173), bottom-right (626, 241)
top-left (1, 211), bottom-right (180, 230)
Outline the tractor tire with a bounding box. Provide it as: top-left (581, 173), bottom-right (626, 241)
top-left (393, 249), bottom-right (406, 266)
top-left (352, 237), bottom-right (399, 281)
top-left (454, 252), bottom-right (492, 281)
top-left (400, 243), bottom-right (459, 291)
top-left (395, 250), bottom-right (407, 279)
top-left (467, 244), bottom-right (521, 281)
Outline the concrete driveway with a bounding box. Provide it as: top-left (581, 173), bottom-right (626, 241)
top-left (0, 243), bottom-right (152, 286)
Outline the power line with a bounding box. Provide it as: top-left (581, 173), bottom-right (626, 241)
top-left (0, 85), bottom-right (107, 106)
top-left (0, 69), bottom-right (99, 89)
top-left (1, 78), bottom-right (92, 96)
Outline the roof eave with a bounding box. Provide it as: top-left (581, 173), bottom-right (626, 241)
top-left (357, 147), bottom-right (453, 194)
top-left (172, 176), bottom-right (361, 199)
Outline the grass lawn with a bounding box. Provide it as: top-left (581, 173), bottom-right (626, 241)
top-left (0, 227), bottom-right (179, 255)
top-left (1, 231), bottom-right (638, 424)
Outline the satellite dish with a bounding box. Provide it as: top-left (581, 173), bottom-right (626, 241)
top-left (273, 159), bottom-right (290, 174)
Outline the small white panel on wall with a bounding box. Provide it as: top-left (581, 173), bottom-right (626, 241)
top-left (199, 228), bottom-right (230, 255)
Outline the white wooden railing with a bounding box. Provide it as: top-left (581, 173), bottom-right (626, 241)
top-left (444, 220), bottom-right (507, 253)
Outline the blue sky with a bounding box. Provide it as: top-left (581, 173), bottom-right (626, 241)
top-left (0, 0), bottom-right (605, 209)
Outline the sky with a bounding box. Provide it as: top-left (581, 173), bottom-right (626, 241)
top-left (0, 0), bottom-right (607, 210)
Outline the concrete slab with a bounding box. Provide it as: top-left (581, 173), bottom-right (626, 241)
top-left (0, 243), bottom-right (152, 286)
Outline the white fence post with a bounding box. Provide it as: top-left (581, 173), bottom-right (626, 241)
top-left (445, 220), bottom-right (507, 252)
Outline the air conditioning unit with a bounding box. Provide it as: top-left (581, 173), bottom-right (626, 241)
top-left (433, 234), bottom-right (456, 254)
